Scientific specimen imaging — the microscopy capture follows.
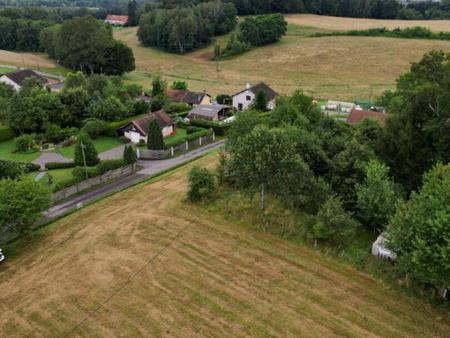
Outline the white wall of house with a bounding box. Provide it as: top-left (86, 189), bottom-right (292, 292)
top-left (232, 90), bottom-right (255, 111)
top-left (0, 76), bottom-right (20, 91)
top-left (125, 125), bottom-right (175, 144)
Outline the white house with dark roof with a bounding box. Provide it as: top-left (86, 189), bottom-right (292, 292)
top-left (0, 69), bottom-right (48, 91)
top-left (232, 82), bottom-right (278, 111)
top-left (116, 110), bottom-right (175, 144)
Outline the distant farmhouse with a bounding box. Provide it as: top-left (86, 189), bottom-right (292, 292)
top-left (347, 108), bottom-right (388, 125)
top-left (0, 68), bottom-right (64, 92)
top-left (104, 15), bottom-right (129, 26)
top-left (165, 89), bottom-right (211, 107)
top-left (187, 104), bottom-right (230, 121)
top-left (232, 82), bottom-right (278, 111)
top-left (116, 110), bottom-right (175, 144)
top-left (0, 69), bottom-right (48, 91)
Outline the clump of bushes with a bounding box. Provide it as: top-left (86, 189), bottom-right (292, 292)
top-left (187, 166), bottom-right (216, 202)
top-left (14, 134), bottom-right (36, 153)
top-left (81, 119), bottom-right (108, 139)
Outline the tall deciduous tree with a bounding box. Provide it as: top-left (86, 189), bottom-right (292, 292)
top-left (356, 160), bottom-right (402, 232)
top-left (251, 90), bottom-right (268, 111)
top-left (147, 118), bottom-right (164, 150)
top-left (388, 163), bottom-right (450, 292)
top-left (0, 177), bottom-right (51, 234)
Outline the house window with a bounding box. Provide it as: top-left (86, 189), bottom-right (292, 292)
top-left (246, 95), bottom-right (251, 101)
top-left (238, 103), bottom-right (243, 111)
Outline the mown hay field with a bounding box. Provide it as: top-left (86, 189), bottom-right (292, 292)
top-left (285, 14), bottom-right (450, 32)
top-left (0, 50), bottom-right (57, 69)
top-left (116, 15), bottom-right (450, 101)
top-left (0, 154), bottom-right (449, 337)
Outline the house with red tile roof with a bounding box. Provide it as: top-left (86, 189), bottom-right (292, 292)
top-left (104, 15), bottom-right (129, 26)
top-left (347, 108), bottom-right (388, 125)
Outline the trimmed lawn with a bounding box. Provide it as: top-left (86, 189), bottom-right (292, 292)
top-left (58, 136), bottom-right (122, 159)
top-left (27, 168), bottom-right (74, 187)
top-left (0, 139), bottom-right (40, 163)
top-left (164, 128), bottom-right (187, 147)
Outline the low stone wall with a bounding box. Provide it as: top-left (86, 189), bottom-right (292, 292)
top-left (138, 134), bottom-right (215, 160)
top-left (52, 164), bottom-right (136, 203)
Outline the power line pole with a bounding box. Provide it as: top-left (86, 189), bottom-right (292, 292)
top-left (81, 140), bottom-right (88, 180)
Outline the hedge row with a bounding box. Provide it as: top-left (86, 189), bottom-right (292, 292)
top-left (0, 125), bottom-right (15, 142)
top-left (45, 162), bottom-right (76, 170)
top-left (164, 128), bottom-right (212, 148)
top-left (189, 119), bottom-right (231, 136)
top-left (52, 159), bottom-right (127, 192)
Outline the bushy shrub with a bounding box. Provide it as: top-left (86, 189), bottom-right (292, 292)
top-left (164, 102), bottom-right (190, 114)
top-left (186, 126), bottom-right (202, 134)
top-left (187, 166), bottom-right (216, 202)
top-left (72, 166), bottom-right (98, 181)
top-left (44, 124), bottom-right (65, 143)
top-left (81, 119), bottom-right (108, 139)
top-left (22, 162), bottom-right (40, 173)
top-left (132, 100), bottom-right (150, 115)
top-left (14, 134), bottom-right (36, 153)
top-left (189, 119), bottom-right (231, 135)
top-left (150, 94), bottom-right (165, 112)
top-left (0, 125), bottom-right (15, 142)
top-left (171, 81), bottom-right (188, 90)
top-left (308, 196), bottom-right (360, 248)
top-left (96, 159), bottom-right (125, 175)
top-left (0, 159), bottom-right (22, 179)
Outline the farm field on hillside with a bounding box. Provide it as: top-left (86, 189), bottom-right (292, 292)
top-left (116, 20), bottom-right (450, 101)
top-left (285, 14), bottom-right (450, 32)
top-left (0, 50), bottom-right (57, 69)
top-left (0, 154), bottom-right (449, 337)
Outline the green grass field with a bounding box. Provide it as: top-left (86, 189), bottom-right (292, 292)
top-left (115, 15), bottom-right (450, 101)
top-left (0, 154), bottom-right (449, 337)
top-left (58, 136), bottom-right (122, 159)
top-left (0, 139), bottom-right (40, 162)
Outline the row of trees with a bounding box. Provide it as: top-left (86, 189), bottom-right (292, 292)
top-left (158, 0), bottom-right (450, 20)
top-left (192, 50), bottom-right (450, 294)
top-left (0, 16), bottom-right (50, 51)
top-left (138, 0), bottom-right (237, 53)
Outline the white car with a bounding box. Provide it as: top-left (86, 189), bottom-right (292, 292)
top-left (0, 249), bottom-right (4, 263)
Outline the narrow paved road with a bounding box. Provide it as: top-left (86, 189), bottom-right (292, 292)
top-left (42, 140), bottom-right (225, 222)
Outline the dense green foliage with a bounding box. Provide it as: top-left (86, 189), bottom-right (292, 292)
top-left (138, 1), bottom-right (237, 53)
top-left (147, 119), bottom-right (164, 150)
top-left (388, 163), bottom-right (450, 291)
top-left (378, 50), bottom-right (450, 192)
top-left (40, 16), bottom-right (135, 74)
top-left (0, 159), bottom-right (22, 179)
top-left (240, 13), bottom-right (287, 46)
top-left (0, 177), bottom-right (51, 233)
top-left (158, 0), bottom-right (450, 19)
top-left (1, 72), bottom-right (144, 142)
top-left (355, 160), bottom-right (402, 232)
top-left (187, 166), bottom-right (216, 202)
top-left (123, 144), bottom-right (137, 164)
top-left (74, 132), bottom-right (99, 166)
top-left (217, 13), bottom-right (287, 59)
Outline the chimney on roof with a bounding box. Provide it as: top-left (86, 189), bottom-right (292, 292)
top-left (246, 83), bottom-right (251, 89)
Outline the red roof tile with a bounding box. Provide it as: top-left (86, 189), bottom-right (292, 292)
top-left (347, 108), bottom-right (388, 125)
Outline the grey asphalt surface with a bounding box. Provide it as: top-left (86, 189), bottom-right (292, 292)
top-left (42, 140), bottom-right (225, 221)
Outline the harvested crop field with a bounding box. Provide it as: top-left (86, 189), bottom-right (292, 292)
top-left (0, 50), bottom-right (57, 69)
top-left (116, 25), bottom-right (450, 100)
top-left (285, 14), bottom-right (450, 32)
top-left (0, 154), bottom-right (449, 337)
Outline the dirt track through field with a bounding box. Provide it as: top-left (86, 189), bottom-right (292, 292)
top-left (0, 155), bottom-right (449, 337)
